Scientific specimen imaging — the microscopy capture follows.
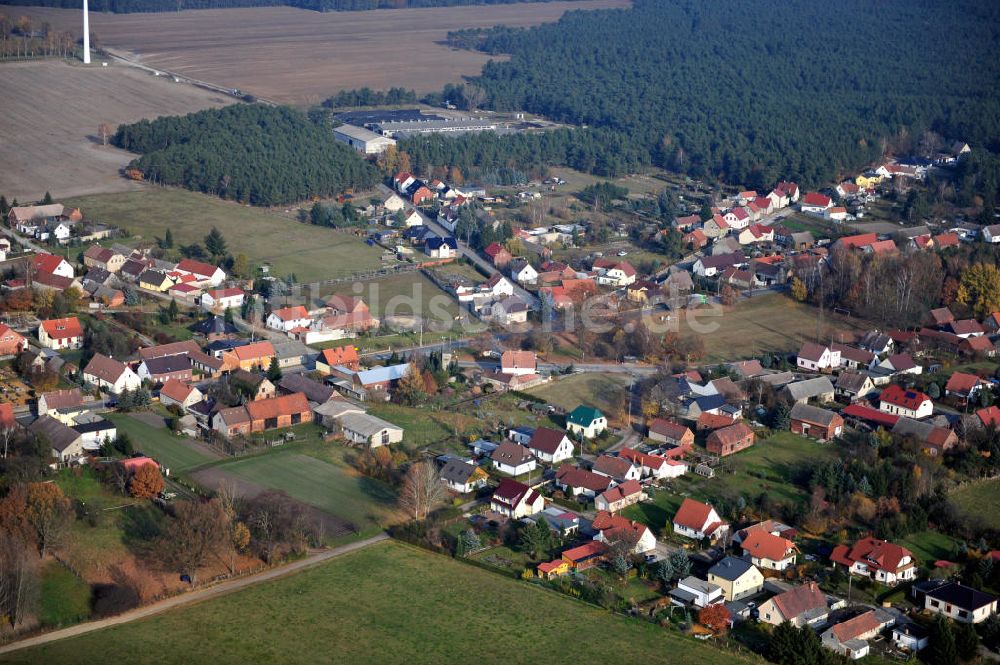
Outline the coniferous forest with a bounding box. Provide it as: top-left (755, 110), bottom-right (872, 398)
top-left (113, 105), bottom-right (378, 206)
top-left (402, 0), bottom-right (1000, 188)
top-left (0, 0), bottom-right (552, 11)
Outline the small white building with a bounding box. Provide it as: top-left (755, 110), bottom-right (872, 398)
top-left (338, 412), bottom-right (404, 447)
top-left (671, 576), bottom-right (724, 608)
top-left (510, 261), bottom-right (538, 285)
top-left (266, 306), bottom-right (313, 334)
top-left (924, 582), bottom-right (998, 624)
top-left (797, 342), bottom-right (841, 371)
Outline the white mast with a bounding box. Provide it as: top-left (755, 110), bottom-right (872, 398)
top-left (82, 0), bottom-right (91, 64)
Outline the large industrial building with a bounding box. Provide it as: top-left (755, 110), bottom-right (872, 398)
top-left (332, 124), bottom-right (397, 155)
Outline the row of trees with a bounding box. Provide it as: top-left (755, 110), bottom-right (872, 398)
top-left (0, 14), bottom-right (78, 60)
top-left (113, 105), bottom-right (379, 206)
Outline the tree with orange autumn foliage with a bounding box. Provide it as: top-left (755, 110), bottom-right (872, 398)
top-left (698, 604), bottom-right (731, 633)
top-left (129, 464), bottom-right (165, 499)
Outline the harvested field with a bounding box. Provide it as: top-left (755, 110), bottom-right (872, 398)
top-left (0, 59), bottom-right (228, 201)
top-left (8, 1), bottom-right (629, 104)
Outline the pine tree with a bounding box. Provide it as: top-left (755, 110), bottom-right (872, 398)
top-left (954, 620), bottom-right (979, 661)
top-left (266, 357), bottom-right (282, 382)
top-left (205, 227), bottom-right (228, 259)
top-left (167, 298), bottom-right (179, 322)
top-left (928, 616), bottom-right (959, 665)
top-left (41, 191), bottom-right (53, 205)
top-left (164, 228), bottom-right (174, 249)
top-left (668, 550), bottom-right (691, 580)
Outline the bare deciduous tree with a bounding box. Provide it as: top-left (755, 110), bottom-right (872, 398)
top-left (155, 500), bottom-right (228, 584)
top-left (398, 461), bottom-right (445, 521)
top-left (98, 122), bottom-right (112, 147)
top-left (0, 533), bottom-right (37, 628)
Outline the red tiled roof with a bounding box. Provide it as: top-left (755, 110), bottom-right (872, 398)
top-left (697, 412), bottom-right (738, 430)
top-left (946, 372), bottom-right (983, 395)
top-left (798, 341), bottom-right (830, 362)
top-left (619, 447), bottom-right (668, 471)
top-left (977, 406), bottom-right (1000, 428)
top-left (40, 317), bottom-right (83, 340)
top-left (159, 379), bottom-right (195, 403)
top-left (842, 404), bottom-right (900, 428)
top-left (741, 530), bottom-right (796, 562)
top-left (271, 306), bottom-right (309, 322)
top-left (562, 540), bottom-right (608, 563)
top-left (832, 611), bottom-right (882, 643)
top-left (245, 393), bottom-right (309, 421)
top-left (593, 455), bottom-right (634, 479)
top-left (597, 479), bottom-right (643, 505)
top-left (32, 253), bottom-right (67, 275)
top-left (830, 537), bottom-right (914, 573)
top-left (321, 346), bottom-right (359, 368)
top-left (837, 233), bottom-right (878, 250)
top-left (771, 582), bottom-right (826, 622)
top-left (83, 353), bottom-right (129, 384)
top-left (673, 497), bottom-right (715, 531)
top-left (706, 422), bottom-right (754, 448)
top-left (591, 510), bottom-right (649, 542)
top-left (802, 192), bottom-right (831, 207)
top-left (0, 403), bottom-right (14, 429)
top-left (501, 350), bottom-right (536, 371)
top-left (232, 341), bottom-right (275, 361)
top-left (879, 384), bottom-right (930, 411)
top-left (555, 464), bottom-right (612, 492)
top-left (649, 418), bottom-right (692, 441)
top-left (176, 259), bottom-right (220, 278)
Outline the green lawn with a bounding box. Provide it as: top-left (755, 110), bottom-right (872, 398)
top-left (325, 272), bottom-right (462, 331)
top-left (951, 478), bottom-right (1000, 529)
top-left (39, 562), bottom-right (92, 628)
top-left (2, 541), bottom-right (759, 665)
top-left (899, 530), bottom-right (961, 565)
top-left (65, 188), bottom-right (387, 282)
top-left (526, 373), bottom-right (629, 422)
top-left (199, 448), bottom-right (398, 533)
top-left (105, 413), bottom-right (218, 473)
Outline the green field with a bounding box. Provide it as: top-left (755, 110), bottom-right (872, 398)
top-left (197, 447), bottom-right (398, 533)
top-left (899, 530), bottom-right (961, 565)
top-left (526, 372), bottom-right (629, 420)
top-left (105, 413), bottom-right (219, 473)
top-left (2, 541), bottom-right (757, 665)
top-left (65, 188), bottom-right (387, 282)
top-left (951, 478), bottom-right (1000, 529)
top-left (38, 562), bottom-right (92, 628)
top-left (624, 432), bottom-right (839, 535)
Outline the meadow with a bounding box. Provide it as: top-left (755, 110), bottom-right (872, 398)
top-left (0, 540), bottom-right (758, 665)
top-left (65, 188), bottom-right (387, 282)
top-left (105, 413), bottom-right (221, 474)
top-left (526, 372), bottom-right (630, 420)
top-left (951, 478), bottom-right (1000, 530)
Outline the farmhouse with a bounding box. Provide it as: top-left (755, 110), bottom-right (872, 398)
top-left (500, 350), bottom-right (536, 376)
top-left (821, 610), bottom-right (893, 660)
top-left (316, 346), bottom-right (361, 373)
top-left (831, 537), bottom-right (916, 585)
top-left (83, 245), bottom-right (126, 273)
top-left (82, 353), bottom-right (141, 395)
top-left (245, 393), bottom-right (312, 432)
top-left (672, 498), bottom-right (728, 542)
top-left (38, 317), bottom-right (83, 350)
top-left (174, 259), bottom-right (226, 287)
top-left (37, 389), bottom-right (83, 417)
top-left (782, 377), bottom-right (836, 405)
top-left (30, 415), bottom-right (83, 463)
top-left (490, 478), bottom-right (544, 518)
top-left (592, 455), bottom-right (641, 483)
top-left (707, 557), bottom-right (764, 601)
top-left (945, 372), bottom-right (987, 403)
top-left (222, 341), bottom-right (276, 372)
top-left (159, 380), bottom-right (202, 410)
top-left (267, 306), bottom-right (313, 333)
top-left (32, 253), bottom-right (74, 279)
top-left (200, 288), bottom-right (245, 312)
top-left (705, 422), bottom-right (754, 456)
top-left (878, 385), bottom-right (933, 419)
top-left (137, 355), bottom-right (193, 385)
top-left (554, 464), bottom-right (612, 499)
top-left (619, 447), bottom-right (687, 480)
top-left (789, 403), bottom-right (844, 440)
top-left (648, 418), bottom-right (694, 447)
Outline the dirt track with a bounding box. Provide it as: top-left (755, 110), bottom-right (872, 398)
top-left (5, 1), bottom-right (629, 103)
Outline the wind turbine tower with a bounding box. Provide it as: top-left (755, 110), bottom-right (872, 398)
top-left (82, 0), bottom-right (91, 64)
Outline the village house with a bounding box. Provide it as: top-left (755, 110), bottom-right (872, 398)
top-left (671, 577), bottom-right (725, 609)
top-left (425, 236), bottom-right (457, 259)
top-left (138, 270), bottom-right (173, 292)
top-left (159, 379), bottom-right (203, 410)
top-left (328, 363), bottom-right (411, 401)
top-left (72, 416), bottom-right (117, 450)
top-left (740, 530), bottom-right (798, 570)
top-left (619, 447), bottom-right (687, 480)
top-left (200, 288), bottom-right (245, 312)
top-left (37, 388), bottom-right (83, 417)
top-left (138, 355), bottom-right (193, 385)
top-left (490, 478), bottom-right (544, 518)
top-left (38, 317), bottom-right (83, 350)
top-left (30, 415), bottom-right (83, 464)
top-left (500, 350), bottom-right (536, 376)
top-left (594, 260), bottom-right (637, 287)
top-left (945, 371), bottom-right (988, 404)
top-left (440, 458), bottom-right (489, 494)
top-left (245, 392), bottom-right (312, 432)
top-left (878, 385), bottom-right (933, 419)
top-left (230, 370), bottom-right (276, 401)
top-left (483, 242), bottom-right (512, 268)
top-left (891, 623), bottom-right (930, 653)
top-left (83, 245), bottom-right (126, 273)
top-left (706, 422), bottom-right (755, 457)
top-left (891, 417), bottom-right (958, 456)
top-left (82, 353), bottom-right (141, 395)
top-left (554, 464), bottom-right (613, 499)
top-left (174, 259), bottom-right (226, 287)
top-left (707, 557), bottom-right (764, 601)
top-left (789, 403), bottom-right (844, 440)
top-left (672, 498), bottom-right (728, 542)
top-left (923, 582), bottom-right (997, 624)
top-left (510, 259), bottom-right (538, 285)
top-left (316, 346), bottom-right (361, 373)
top-left (692, 252), bottom-right (745, 278)
top-left (566, 405), bottom-right (607, 439)
top-left (491, 441), bottom-right (537, 476)
top-left (782, 376), bottom-right (836, 405)
top-left (797, 342), bottom-right (841, 371)
top-left (831, 536), bottom-right (916, 585)
top-left (338, 412), bottom-right (403, 447)
top-left (0, 324), bottom-right (28, 356)
top-left (527, 427), bottom-right (574, 463)
top-left (266, 306), bottom-right (313, 334)
top-left (222, 341), bottom-right (276, 372)
top-left (591, 511), bottom-right (656, 554)
top-left (800, 192), bottom-right (832, 214)
top-left (594, 479), bottom-right (646, 513)
top-left (648, 418), bottom-right (695, 448)
top-left (32, 253), bottom-right (75, 279)
top-left (821, 611), bottom-right (894, 660)
top-left (592, 454), bottom-right (641, 484)
top-left (831, 343), bottom-right (876, 371)
top-left (759, 582), bottom-right (831, 627)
